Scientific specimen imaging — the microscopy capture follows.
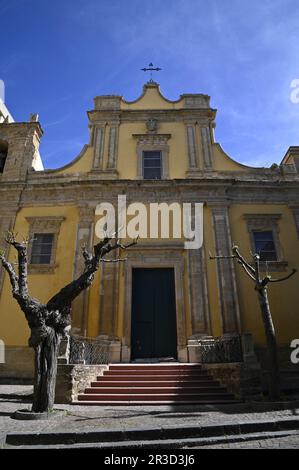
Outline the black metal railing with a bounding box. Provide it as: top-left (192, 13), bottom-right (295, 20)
top-left (67, 334), bottom-right (243, 365)
top-left (196, 335), bottom-right (243, 363)
top-left (69, 336), bottom-right (110, 365)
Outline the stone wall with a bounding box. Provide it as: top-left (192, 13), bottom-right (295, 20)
top-left (55, 364), bottom-right (109, 404)
top-left (202, 363), bottom-right (262, 400)
top-left (55, 362), bottom-right (262, 403)
top-left (0, 346), bottom-right (34, 380)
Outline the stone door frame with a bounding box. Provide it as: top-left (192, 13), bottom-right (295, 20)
top-left (121, 247), bottom-right (188, 362)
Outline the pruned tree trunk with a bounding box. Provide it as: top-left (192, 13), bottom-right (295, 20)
top-left (32, 330), bottom-right (61, 413)
top-left (210, 245), bottom-right (296, 402)
top-left (0, 231), bottom-right (137, 414)
top-left (257, 287), bottom-right (280, 401)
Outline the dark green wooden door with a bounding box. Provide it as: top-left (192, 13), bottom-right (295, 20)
top-left (131, 268), bottom-right (177, 360)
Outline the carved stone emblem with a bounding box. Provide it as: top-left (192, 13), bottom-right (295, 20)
top-left (146, 118), bottom-right (158, 133)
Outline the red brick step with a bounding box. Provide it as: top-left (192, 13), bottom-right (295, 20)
top-left (103, 370), bottom-right (210, 376)
top-left (78, 393), bottom-right (236, 401)
top-left (98, 374), bottom-right (211, 381)
top-left (109, 365), bottom-right (203, 371)
top-left (85, 386), bottom-right (227, 394)
top-left (74, 363), bottom-right (238, 406)
top-left (91, 380), bottom-right (220, 387)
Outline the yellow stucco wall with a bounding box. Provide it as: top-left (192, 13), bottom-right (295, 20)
top-left (48, 145), bottom-right (93, 175)
top-left (117, 122), bottom-right (188, 179)
top-left (2, 201), bottom-right (298, 349)
top-left (37, 130), bottom-right (257, 180)
top-left (212, 144), bottom-right (254, 172)
top-left (1, 83), bottom-right (298, 361)
top-left (229, 205), bottom-right (299, 346)
top-left (120, 85), bottom-right (184, 110)
top-left (0, 206), bottom-right (78, 345)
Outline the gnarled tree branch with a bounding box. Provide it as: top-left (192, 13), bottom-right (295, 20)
top-left (210, 244), bottom-right (297, 401)
top-left (4, 231), bottom-right (28, 297)
top-left (47, 236), bottom-right (138, 312)
top-left (0, 230), bottom-right (138, 413)
top-left (232, 245), bottom-right (256, 275)
top-left (268, 268), bottom-right (297, 283)
top-left (0, 253), bottom-right (19, 295)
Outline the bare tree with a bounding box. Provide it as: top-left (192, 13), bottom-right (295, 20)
top-left (0, 232), bottom-right (137, 413)
top-left (210, 245), bottom-right (296, 401)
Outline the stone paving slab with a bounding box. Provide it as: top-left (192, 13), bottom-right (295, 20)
top-left (1, 385), bottom-right (299, 437)
top-left (5, 431), bottom-right (299, 449)
top-left (200, 434), bottom-right (299, 448)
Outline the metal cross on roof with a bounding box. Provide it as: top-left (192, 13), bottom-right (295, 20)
top-left (141, 62), bottom-right (162, 82)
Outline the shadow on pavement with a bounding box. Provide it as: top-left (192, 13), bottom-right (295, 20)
top-left (0, 393), bottom-right (33, 403)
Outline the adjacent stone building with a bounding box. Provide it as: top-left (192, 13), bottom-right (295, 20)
top-left (0, 82), bottom-right (14, 124)
top-left (0, 81), bottom-right (299, 379)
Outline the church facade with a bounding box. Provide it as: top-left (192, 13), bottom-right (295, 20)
top-left (0, 81), bottom-right (299, 378)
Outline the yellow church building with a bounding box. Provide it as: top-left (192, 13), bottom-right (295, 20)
top-left (0, 80), bottom-right (299, 382)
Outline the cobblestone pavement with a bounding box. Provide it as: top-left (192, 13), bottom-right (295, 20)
top-left (0, 385), bottom-right (299, 438)
top-left (201, 434), bottom-right (299, 448)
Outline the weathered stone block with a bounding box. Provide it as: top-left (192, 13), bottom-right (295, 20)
top-left (202, 363), bottom-right (262, 400)
top-left (55, 364), bottom-right (109, 404)
top-left (108, 341), bottom-right (121, 363)
top-left (0, 346), bottom-right (34, 380)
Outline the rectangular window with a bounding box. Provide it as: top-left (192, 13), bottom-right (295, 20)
top-left (30, 233), bottom-right (54, 265)
top-left (143, 151), bottom-right (162, 180)
top-left (253, 231), bottom-right (277, 261)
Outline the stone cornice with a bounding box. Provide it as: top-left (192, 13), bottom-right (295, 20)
top-left (0, 182), bottom-right (297, 209)
top-left (129, 241), bottom-right (185, 250)
top-left (25, 216), bottom-right (65, 232)
top-left (0, 121), bottom-right (43, 139)
top-left (22, 174), bottom-right (299, 191)
top-left (1, 174), bottom-right (299, 209)
top-left (2, 175), bottom-right (299, 192)
top-left (88, 108), bottom-right (216, 124)
top-left (133, 133), bottom-right (171, 146)
top-left (243, 213), bottom-right (282, 222)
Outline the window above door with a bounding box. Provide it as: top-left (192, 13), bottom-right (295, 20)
top-left (133, 133), bottom-right (171, 180)
top-left (143, 151), bottom-right (162, 180)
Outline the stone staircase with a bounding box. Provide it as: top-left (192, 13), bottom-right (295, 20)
top-left (75, 363), bottom-right (238, 405)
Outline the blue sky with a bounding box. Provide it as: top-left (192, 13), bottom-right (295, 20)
top-left (1, 0), bottom-right (299, 169)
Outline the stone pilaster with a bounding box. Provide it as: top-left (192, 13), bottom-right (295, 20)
top-left (106, 123), bottom-right (119, 170)
top-left (201, 126), bottom-right (213, 170)
top-left (92, 125), bottom-right (105, 169)
top-left (291, 206), bottom-right (299, 238)
top-left (99, 255), bottom-right (119, 338)
top-left (188, 247), bottom-right (211, 336)
top-left (185, 124), bottom-right (198, 170)
top-left (211, 205), bottom-right (240, 333)
top-left (71, 206), bottom-right (94, 336)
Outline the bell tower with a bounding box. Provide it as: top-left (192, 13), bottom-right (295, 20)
top-left (0, 117), bottom-right (43, 181)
